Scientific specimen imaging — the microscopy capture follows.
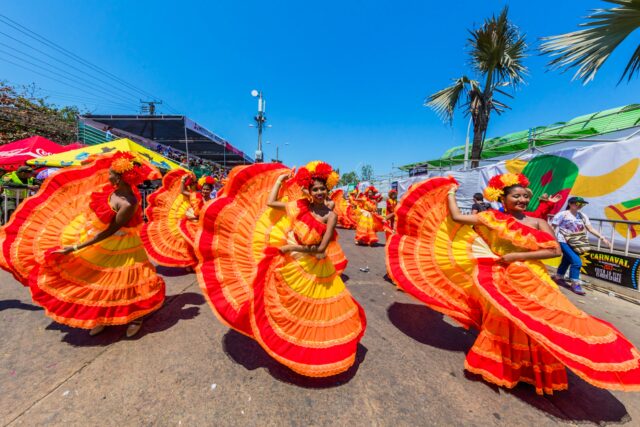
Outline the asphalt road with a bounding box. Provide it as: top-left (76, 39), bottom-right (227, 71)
top-left (1, 229), bottom-right (640, 426)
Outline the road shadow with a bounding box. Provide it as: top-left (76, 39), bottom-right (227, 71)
top-left (341, 274), bottom-right (350, 283)
top-left (463, 370), bottom-right (630, 424)
top-left (389, 302), bottom-right (630, 424)
top-left (0, 299), bottom-right (43, 312)
top-left (222, 329), bottom-right (367, 388)
top-left (155, 266), bottom-right (193, 277)
top-left (45, 292), bottom-right (204, 346)
top-left (387, 302), bottom-right (475, 352)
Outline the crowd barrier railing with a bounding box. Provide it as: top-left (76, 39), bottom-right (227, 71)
top-left (0, 186), bottom-right (159, 225)
top-left (590, 217), bottom-right (639, 257)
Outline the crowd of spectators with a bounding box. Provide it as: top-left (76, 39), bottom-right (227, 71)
top-left (153, 144), bottom-right (228, 179)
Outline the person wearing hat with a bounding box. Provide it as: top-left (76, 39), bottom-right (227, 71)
top-left (551, 196), bottom-right (610, 295)
top-left (1, 165), bottom-right (38, 219)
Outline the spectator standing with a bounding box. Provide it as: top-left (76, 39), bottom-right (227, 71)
top-left (551, 196), bottom-right (610, 295)
top-left (2, 166), bottom-right (38, 218)
top-left (471, 193), bottom-right (491, 214)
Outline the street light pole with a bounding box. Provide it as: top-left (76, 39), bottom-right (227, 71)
top-left (463, 117), bottom-right (472, 170)
top-left (251, 90), bottom-right (266, 163)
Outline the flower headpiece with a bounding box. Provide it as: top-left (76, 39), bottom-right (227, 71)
top-left (365, 185), bottom-right (378, 194)
top-left (110, 152), bottom-right (152, 187)
top-left (197, 175), bottom-right (217, 189)
top-left (388, 189), bottom-right (397, 195)
top-left (483, 172), bottom-right (530, 202)
top-left (294, 161), bottom-right (340, 190)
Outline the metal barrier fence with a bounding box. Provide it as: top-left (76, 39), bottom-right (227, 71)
top-left (590, 218), bottom-right (639, 257)
top-left (1, 186), bottom-right (158, 225)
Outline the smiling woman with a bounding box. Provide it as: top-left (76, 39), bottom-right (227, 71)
top-left (196, 161), bottom-right (365, 377)
top-left (386, 173), bottom-right (640, 395)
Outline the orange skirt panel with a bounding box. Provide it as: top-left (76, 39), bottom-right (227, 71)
top-left (0, 154), bottom-right (165, 328)
top-left (386, 176), bottom-right (640, 394)
top-left (141, 169), bottom-right (198, 268)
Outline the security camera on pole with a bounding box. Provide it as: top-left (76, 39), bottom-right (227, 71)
top-left (250, 90), bottom-right (269, 163)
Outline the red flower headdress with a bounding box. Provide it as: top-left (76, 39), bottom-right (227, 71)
top-left (483, 172), bottom-right (530, 202)
top-left (294, 161), bottom-right (340, 190)
top-left (364, 185), bottom-right (382, 202)
top-left (197, 175), bottom-right (217, 189)
top-left (110, 152), bottom-right (153, 187)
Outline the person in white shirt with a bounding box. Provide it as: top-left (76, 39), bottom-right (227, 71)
top-left (551, 196), bottom-right (610, 295)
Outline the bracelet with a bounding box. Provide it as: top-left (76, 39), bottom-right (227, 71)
top-left (73, 244), bottom-right (79, 251)
top-left (447, 190), bottom-right (456, 195)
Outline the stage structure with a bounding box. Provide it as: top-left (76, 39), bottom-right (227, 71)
top-left (79, 115), bottom-right (253, 167)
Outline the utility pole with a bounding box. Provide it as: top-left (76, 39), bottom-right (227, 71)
top-left (250, 90), bottom-right (267, 163)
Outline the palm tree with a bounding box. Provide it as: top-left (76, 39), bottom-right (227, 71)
top-left (426, 7), bottom-right (527, 168)
top-left (541, 0), bottom-right (640, 84)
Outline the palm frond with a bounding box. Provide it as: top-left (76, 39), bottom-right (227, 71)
top-left (469, 6), bottom-right (528, 88)
top-left (425, 76), bottom-right (476, 124)
top-left (541, 0), bottom-right (640, 83)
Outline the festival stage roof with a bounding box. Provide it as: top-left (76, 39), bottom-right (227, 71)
top-left (401, 104), bottom-right (640, 173)
top-left (82, 115), bottom-right (253, 166)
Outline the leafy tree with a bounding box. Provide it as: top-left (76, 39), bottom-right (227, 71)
top-left (360, 164), bottom-right (374, 182)
top-left (426, 7), bottom-right (527, 168)
top-left (339, 170), bottom-right (359, 186)
top-left (0, 81), bottom-right (79, 144)
top-left (541, 0), bottom-right (640, 84)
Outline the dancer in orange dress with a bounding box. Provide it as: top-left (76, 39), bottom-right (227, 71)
top-left (330, 189), bottom-right (357, 229)
top-left (386, 173), bottom-right (640, 394)
top-left (0, 152), bottom-right (165, 337)
top-left (354, 185), bottom-right (384, 245)
top-left (346, 189), bottom-right (360, 225)
top-left (141, 171), bottom-right (214, 268)
top-left (178, 175), bottom-right (216, 247)
top-left (384, 189), bottom-right (398, 241)
top-left (196, 161), bottom-right (365, 377)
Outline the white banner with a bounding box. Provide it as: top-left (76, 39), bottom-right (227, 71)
top-left (394, 138), bottom-right (640, 251)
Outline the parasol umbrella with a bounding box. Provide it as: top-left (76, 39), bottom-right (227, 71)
top-left (36, 168), bottom-right (60, 180)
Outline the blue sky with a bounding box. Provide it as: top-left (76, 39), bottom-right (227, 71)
top-left (2, 1), bottom-right (640, 177)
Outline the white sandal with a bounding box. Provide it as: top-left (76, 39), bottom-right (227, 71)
top-left (89, 325), bottom-right (105, 336)
top-left (126, 319), bottom-right (143, 338)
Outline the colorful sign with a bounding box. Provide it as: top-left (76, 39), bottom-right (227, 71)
top-left (581, 250), bottom-right (640, 290)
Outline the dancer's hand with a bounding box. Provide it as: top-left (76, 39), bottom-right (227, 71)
top-left (499, 253), bottom-right (521, 263)
top-left (277, 173), bottom-right (289, 183)
top-left (280, 245), bottom-right (296, 253)
top-left (53, 247), bottom-right (75, 255)
top-left (548, 193), bottom-right (562, 204)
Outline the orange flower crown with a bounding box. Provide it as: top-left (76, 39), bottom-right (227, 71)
top-left (294, 161), bottom-right (340, 190)
top-left (364, 185), bottom-right (382, 200)
top-left (483, 172), bottom-right (530, 202)
top-left (197, 175), bottom-right (217, 189)
top-left (110, 152), bottom-right (153, 187)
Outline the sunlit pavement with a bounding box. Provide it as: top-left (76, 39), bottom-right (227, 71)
top-left (2, 229), bottom-right (639, 426)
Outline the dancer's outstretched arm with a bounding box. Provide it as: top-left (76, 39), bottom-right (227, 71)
top-left (267, 173), bottom-right (288, 209)
top-left (55, 201), bottom-right (135, 255)
top-left (447, 185), bottom-right (479, 225)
